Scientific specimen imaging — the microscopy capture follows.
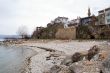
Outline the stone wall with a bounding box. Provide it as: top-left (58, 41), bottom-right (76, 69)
top-left (55, 27), bottom-right (76, 40)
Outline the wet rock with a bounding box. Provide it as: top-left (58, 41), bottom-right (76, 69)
top-left (88, 45), bottom-right (100, 61)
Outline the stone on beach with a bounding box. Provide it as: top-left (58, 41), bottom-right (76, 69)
top-left (87, 45), bottom-right (100, 61)
top-left (72, 52), bottom-right (85, 63)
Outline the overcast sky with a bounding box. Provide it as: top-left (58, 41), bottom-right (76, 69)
top-left (0, 0), bottom-right (110, 35)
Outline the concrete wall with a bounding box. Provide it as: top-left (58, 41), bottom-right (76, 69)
top-left (55, 27), bottom-right (76, 40)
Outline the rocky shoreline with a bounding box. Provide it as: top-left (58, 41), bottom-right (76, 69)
top-left (2, 40), bottom-right (110, 73)
top-left (14, 40), bottom-right (109, 73)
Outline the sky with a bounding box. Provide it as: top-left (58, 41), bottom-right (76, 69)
top-left (0, 0), bottom-right (110, 35)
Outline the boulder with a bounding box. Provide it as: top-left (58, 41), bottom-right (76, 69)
top-left (88, 45), bottom-right (100, 61)
top-left (72, 52), bottom-right (84, 63)
top-left (69, 63), bottom-right (83, 73)
top-left (61, 52), bottom-right (85, 66)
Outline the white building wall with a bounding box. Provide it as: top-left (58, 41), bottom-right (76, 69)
top-left (105, 9), bottom-right (110, 25)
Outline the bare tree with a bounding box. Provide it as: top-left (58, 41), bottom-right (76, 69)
top-left (17, 25), bottom-right (28, 39)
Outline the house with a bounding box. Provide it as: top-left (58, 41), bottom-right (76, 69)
top-left (80, 16), bottom-right (93, 25)
top-left (98, 10), bottom-right (105, 25)
top-left (98, 7), bottom-right (110, 25)
top-left (105, 7), bottom-right (110, 25)
top-left (53, 17), bottom-right (69, 28)
top-left (68, 17), bottom-right (80, 27)
top-left (80, 7), bottom-right (97, 26)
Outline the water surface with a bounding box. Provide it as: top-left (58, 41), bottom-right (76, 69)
top-left (0, 45), bottom-right (36, 73)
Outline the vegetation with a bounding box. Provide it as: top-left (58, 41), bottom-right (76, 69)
top-left (77, 25), bottom-right (91, 39)
top-left (17, 25), bottom-right (29, 39)
top-left (31, 17), bottom-right (64, 39)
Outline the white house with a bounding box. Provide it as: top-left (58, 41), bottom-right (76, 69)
top-left (105, 8), bottom-right (110, 25)
top-left (98, 7), bottom-right (110, 25)
top-left (53, 17), bottom-right (69, 28)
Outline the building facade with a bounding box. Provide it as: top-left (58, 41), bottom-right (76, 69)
top-left (68, 17), bottom-right (80, 27)
top-left (98, 10), bottom-right (105, 25)
top-left (80, 17), bottom-right (93, 25)
top-left (53, 17), bottom-right (69, 28)
top-left (98, 7), bottom-right (110, 25)
top-left (105, 8), bottom-right (110, 25)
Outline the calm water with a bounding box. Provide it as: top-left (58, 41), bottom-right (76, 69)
top-left (0, 45), bottom-right (36, 73)
top-left (0, 39), bottom-right (4, 41)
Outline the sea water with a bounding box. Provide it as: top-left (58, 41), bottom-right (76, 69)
top-left (0, 45), bottom-right (36, 73)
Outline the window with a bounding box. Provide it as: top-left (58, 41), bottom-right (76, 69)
top-left (107, 19), bottom-right (110, 22)
top-left (106, 13), bottom-right (110, 16)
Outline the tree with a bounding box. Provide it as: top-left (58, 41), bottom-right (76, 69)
top-left (17, 25), bottom-right (28, 39)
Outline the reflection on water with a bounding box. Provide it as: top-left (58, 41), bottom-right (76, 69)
top-left (0, 45), bottom-right (36, 73)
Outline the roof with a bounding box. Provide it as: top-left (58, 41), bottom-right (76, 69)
top-left (99, 10), bottom-right (104, 13)
top-left (98, 7), bottom-right (110, 13)
top-left (81, 16), bottom-right (92, 20)
top-left (105, 7), bottom-right (110, 11)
